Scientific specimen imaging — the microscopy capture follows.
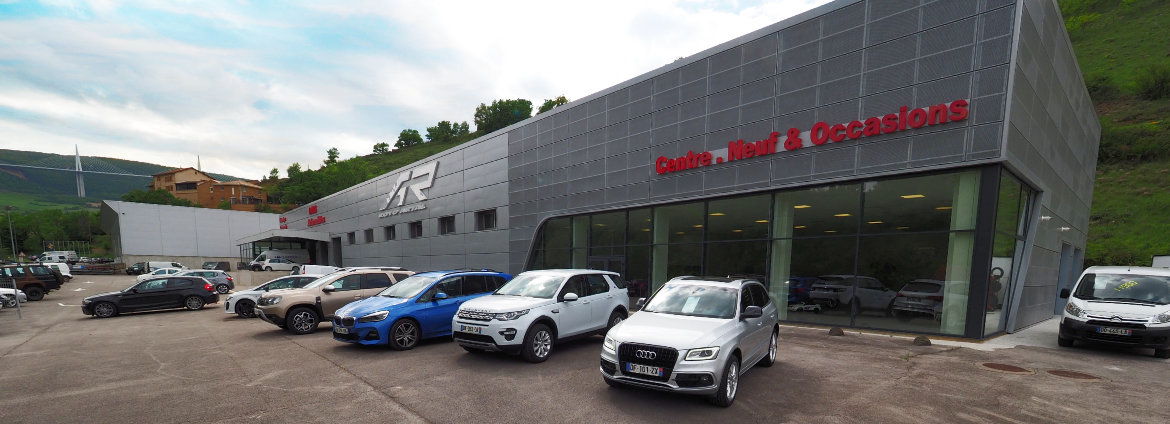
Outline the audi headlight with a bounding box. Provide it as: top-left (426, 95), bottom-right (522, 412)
top-left (358, 310), bottom-right (390, 323)
top-left (1155, 312), bottom-right (1170, 324)
top-left (495, 309), bottom-right (530, 321)
top-left (685, 347), bottom-right (720, 361)
top-left (1065, 302), bottom-right (1083, 318)
top-left (603, 335), bottom-right (617, 353)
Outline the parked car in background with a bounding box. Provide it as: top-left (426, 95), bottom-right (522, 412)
top-left (452, 269), bottom-right (629, 363)
top-left (0, 263), bottom-right (64, 301)
top-left (256, 267), bottom-right (414, 335)
top-left (137, 267), bottom-right (184, 282)
top-left (126, 262), bottom-right (146, 275)
top-left (225, 275), bottom-right (319, 318)
top-left (177, 270), bottom-right (235, 294)
top-left (41, 262), bottom-right (73, 281)
top-left (891, 279), bottom-right (946, 319)
top-left (36, 250), bottom-right (79, 264)
top-left (292, 264), bottom-right (341, 276)
top-left (82, 276), bottom-right (220, 318)
top-left (601, 276), bottom-right (778, 407)
top-left (809, 275), bottom-right (897, 314)
top-left (1, 287), bottom-right (27, 308)
top-left (786, 276), bottom-right (819, 305)
top-left (201, 261), bottom-right (231, 271)
top-left (248, 249), bottom-right (310, 271)
top-left (146, 261), bottom-right (185, 272)
top-left (1058, 266), bottom-right (1170, 359)
top-left (258, 258), bottom-right (298, 272)
top-left (333, 269), bottom-right (512, 349)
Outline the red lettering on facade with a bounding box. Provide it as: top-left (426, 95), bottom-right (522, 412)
top-left (810, 122), bottom-right (830, 145)
top-left (829, 124), bottom-right (847, 142)
top-left (949, 99), bottom-right (969, 120)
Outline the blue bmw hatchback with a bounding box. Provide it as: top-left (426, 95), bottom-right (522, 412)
top-left (332, 269), bottom-right (512, 349)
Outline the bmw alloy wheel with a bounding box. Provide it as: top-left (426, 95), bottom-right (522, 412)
top-left (94, 302), bottom-right (116, 318)
top-left (393, 321), bottom-right (418, 348)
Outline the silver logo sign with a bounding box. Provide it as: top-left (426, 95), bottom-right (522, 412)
top-left (378, 161), bottom-right (437, 217)
top-left (634, 350), bottom-right (657, 360)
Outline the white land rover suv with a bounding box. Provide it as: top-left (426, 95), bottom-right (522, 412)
top-left (452, 269), bottom-right (630, 363)
top-left (600, 276), bottom-right (779, 407)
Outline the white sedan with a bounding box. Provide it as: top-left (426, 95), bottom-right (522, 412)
top-left (136, 267), bottom-right (184, 282)
top-left (224, 275), bottom-right (319, 318)
top-left (260, 258), bottom-right (298, 272)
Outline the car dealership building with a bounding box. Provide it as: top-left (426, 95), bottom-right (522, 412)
top-left (249, 0), bottom-right (1099, 339)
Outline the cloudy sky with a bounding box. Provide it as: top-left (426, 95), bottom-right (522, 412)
top-left (0, 0), bottom-right (830, 180)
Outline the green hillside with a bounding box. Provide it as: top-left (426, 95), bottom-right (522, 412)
top-left (0, 149), bottom-right (241, 211)
top-left (1061, 0), bottom-right (1170, 265)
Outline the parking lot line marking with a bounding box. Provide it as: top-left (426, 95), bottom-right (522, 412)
top-left (73, 288), bottom-right (87, 291)
top-left (58, 302), bottom-right (82, 307)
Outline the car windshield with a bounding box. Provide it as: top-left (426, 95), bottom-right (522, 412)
top-left (642, 284), bottom-right (737, 318)
top-left (303, 274), bottom-right (341, 289)
top-left (261, 277), bottom-right (305, 291)
top-left (494, 274), bottom-right (564, 298)
top-left (1074, 273), bottom-right (1170, 305)
top-left (379, 276), bottom-right (436, 298)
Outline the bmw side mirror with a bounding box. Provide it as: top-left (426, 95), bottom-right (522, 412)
top-left (434, 292), bottom-right (449, 301)
top-left (563, 293), bottom-right (579, 302)
top-left (741, 306), bottom-right (763, 320)
top-left (1059, 288), bottom-right (1070, 299)
top-left (322, 286), bottom-right (336, 293)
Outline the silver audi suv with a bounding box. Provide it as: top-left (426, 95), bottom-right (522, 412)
top-left (600, 276), bottom-right (779, 407)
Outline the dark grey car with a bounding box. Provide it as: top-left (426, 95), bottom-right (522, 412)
top-left (179, 270), bottom-right (235, 294)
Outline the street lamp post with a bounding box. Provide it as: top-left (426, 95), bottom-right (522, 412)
top-left (5, 206), bottom-right (15, 263)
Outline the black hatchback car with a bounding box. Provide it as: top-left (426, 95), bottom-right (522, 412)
top-left (82, 277), bottom-right (219, 318)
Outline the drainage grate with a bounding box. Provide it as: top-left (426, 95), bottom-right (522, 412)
top-left (1047, 370), bottom-right (1102, 381)
top-left (979, 362), bottom-right (1034, 375)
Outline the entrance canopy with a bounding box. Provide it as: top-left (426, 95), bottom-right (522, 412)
top-left (234, 229), bottom-right (330, 246)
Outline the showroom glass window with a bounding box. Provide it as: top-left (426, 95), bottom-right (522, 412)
top-left (985, 171), bottom-right (1033, 336)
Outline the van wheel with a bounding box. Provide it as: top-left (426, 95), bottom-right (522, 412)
top-left (24, 286), bottom-right (44, 301)
top-left (264, 266), bottom-right (273, 271)
top-left (521, 323), bottom-right (553, 363)
top-left (1154, 348), bottom-right (1169, 359)
top-left (389, 319), bottom-right (420, 350)
top-left (286, 307), bottom-right (319, 335)
top-left (709, 354), bottom-right (740, 407)
top-left (1057, 336), bottom-right (1074, 348)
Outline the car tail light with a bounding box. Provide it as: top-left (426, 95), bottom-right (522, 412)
top-left (227, 276), bottom-right (233, 282)
top-left (927, 295), bottom-right (943, 301)
top-left (896, 292), bottom-right (904, 297)
top-left (205, 283), bottom-right (214, 292)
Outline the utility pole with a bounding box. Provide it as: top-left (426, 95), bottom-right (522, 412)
top-left (5, 206), bottom-right (15, 263)
top-left (74, 144), bottom-right (86, 198)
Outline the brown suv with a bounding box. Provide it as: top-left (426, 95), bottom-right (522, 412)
top-left (255, 267), bottom-right (412, 335)
top-left (0, 264), bottom-right (64, 301)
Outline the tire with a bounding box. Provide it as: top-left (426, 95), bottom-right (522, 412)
top-left (235, 299), bottom-right (256, 318)
top-left (884, 300), bottom-right (895, 317)
top-left (824, 298), bottom-right (839, 309)
top-left (1057, 336), bottom-right (1074, 347)
top-left (388, 319), bottom-right (420, 350)
top-left (1155, 348), bottom-right (1170, 359)
top-left (605, 310), bottom-right (627, 334)
top-left (264, 266), bottom-right (273, 271)
top-left (2, 295), bottom-right (16, 308)
top-left (709, 354), bottom-right (740, 407)
top-left (291, 266), bottom-right (300, 274)
top-left (25, 286), bottom-right (45, 301)
top-left (184, 296), bottom-right (205, 310)
top-left (758, 329), bottom-right (778, 368)
top-left (521, 323), bottom-right (553, 363)
top-left (285, 307), bottom-right (320, 335)
top-left (215, 284), bottom-right (230, 294)
top-left (461, 345), bottom-right (485, 354)
top-left (93, 302), bottom-right (118, 318)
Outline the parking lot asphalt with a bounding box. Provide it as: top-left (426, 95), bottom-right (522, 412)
top-left (2, 274), bottom-right (1168, 424)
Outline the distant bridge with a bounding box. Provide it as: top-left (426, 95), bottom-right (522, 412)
top-left (0, 146), bottom-right (152, 197)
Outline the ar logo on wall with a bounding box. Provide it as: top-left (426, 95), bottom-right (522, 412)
top-left (378, 161), bottom-right (437, 218)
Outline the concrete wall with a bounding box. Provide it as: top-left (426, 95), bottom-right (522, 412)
top-left (506, 0), bottom-right (1019, 272)
top-left (280, 133), bottom-right (511, 271)
top-left (1002, 0), bottom-right (1101, 330)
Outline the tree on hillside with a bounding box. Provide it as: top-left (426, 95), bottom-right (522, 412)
top-left (474, 99), bottom-right (532, 134)
top-left (425, 121), bottom-right (471, 143)
top-left (287, 162), bottom-right (302, 178)
top-left (325, 147), bottom-right (340, 166)
top-left (265, 168), bottom-right (279, 182)
top-left (121, 189), bottom-right (198, 207)
top-left (537, 95), bottom-right (569, 114)
top-left (373, 142), bottom-right (390, 154)
top-left (395, 129), bottom-right (424, 149)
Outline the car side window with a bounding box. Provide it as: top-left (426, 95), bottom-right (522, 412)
top-left (140, 279), bottom-right (168, 291)
top-left (749, 284), bottom-right (771, 307)
top-left (330, 275), bottom-right (362, 291)
top-left (586, 275), bottom-right (610, 296)
top-left (439, 277), bottom-right (464, 297)
top-left (362, 273), bottom-right (393, 290)
top-left (392, 272), bottom-right (412, 282)
top-left (30, 266), bottom-right (50, 276)
top-left (493, 276), bottom-right (509, 290)
top-left (463, 275), bottom-right (488, 295)
top-left (740, 287), bottom-right (754, 312)
top-left (559, 276), bottom-right (586, 301)
top-left (169, 279), bottom-right (193, 288)
top-left (10, 267), bottom-right (26, 277)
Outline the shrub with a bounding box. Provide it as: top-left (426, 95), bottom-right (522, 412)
top-left (1135, 63), bottom-right (1170, 100)
top-left (1084, 73), bottom-right (1119, 101)
top-left (1096, 119), bottom-right (1168, 163)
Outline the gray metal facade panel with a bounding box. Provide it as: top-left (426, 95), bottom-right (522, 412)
top-left (104, 201), bottom-right (278, 259)
top-left (1002, 0), bottom-right (1099, 331)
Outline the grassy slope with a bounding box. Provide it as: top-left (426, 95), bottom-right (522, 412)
top-left (1061, 0), bottom-right (1170, 265)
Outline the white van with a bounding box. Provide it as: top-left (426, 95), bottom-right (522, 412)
top-left (38, 251), bottom-right (79, 264)
top-left (147, 261), bottom-right (186, 272)
top-left (42, 263), bottom-right (73, 281)
top-left (249, 250), bottom-right (310, 271)
top-left (1058, 266), bottom-right (1170, 359)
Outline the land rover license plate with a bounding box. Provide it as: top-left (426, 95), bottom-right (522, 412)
top-left (460, 324), bottom-right (483, 334)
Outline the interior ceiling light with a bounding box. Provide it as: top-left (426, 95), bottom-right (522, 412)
top-left (867, 221), bottom-right (884, 224)
top-left (693, 224), bottom-right (703, 228)
top-left (595, 223), bottom-right (606, 227)
top-left (896, 226), bottom-right (910, 230)
top-left (824, 230), bottom-right (837, 233)
top-left (900, 194), bottom-right (926, 199)
top-left (675, 231), bottom-right (686, 235)
top-left (834, 213), bottom-right (851, 217)
top-left (793, 205), bottom-right (811, 209)
top-left (755, 220), bottom-right (769, 223)
top-left (709, 212), bottom-right (726, 216)
top-left (641, 228), bottom-right (650, 232)
top-left (732, 229), bottom-right (743, 233)
top-left (794, 225), bottom-right (807, 229)
top-left (936, 206), bottom-right (953, 210)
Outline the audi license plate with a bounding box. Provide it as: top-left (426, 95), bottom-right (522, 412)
top-left (334, 327), bottom-right (349, 335)
top-left (626, 363), bottom-right (663, 377)
top-left (1096, 326), bottom-right (1132, 336)
top-left (460, 324), bottom-right (483, 334)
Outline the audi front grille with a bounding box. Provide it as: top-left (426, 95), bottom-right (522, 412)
top-left (618, 343), bottom-right (678, 382)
